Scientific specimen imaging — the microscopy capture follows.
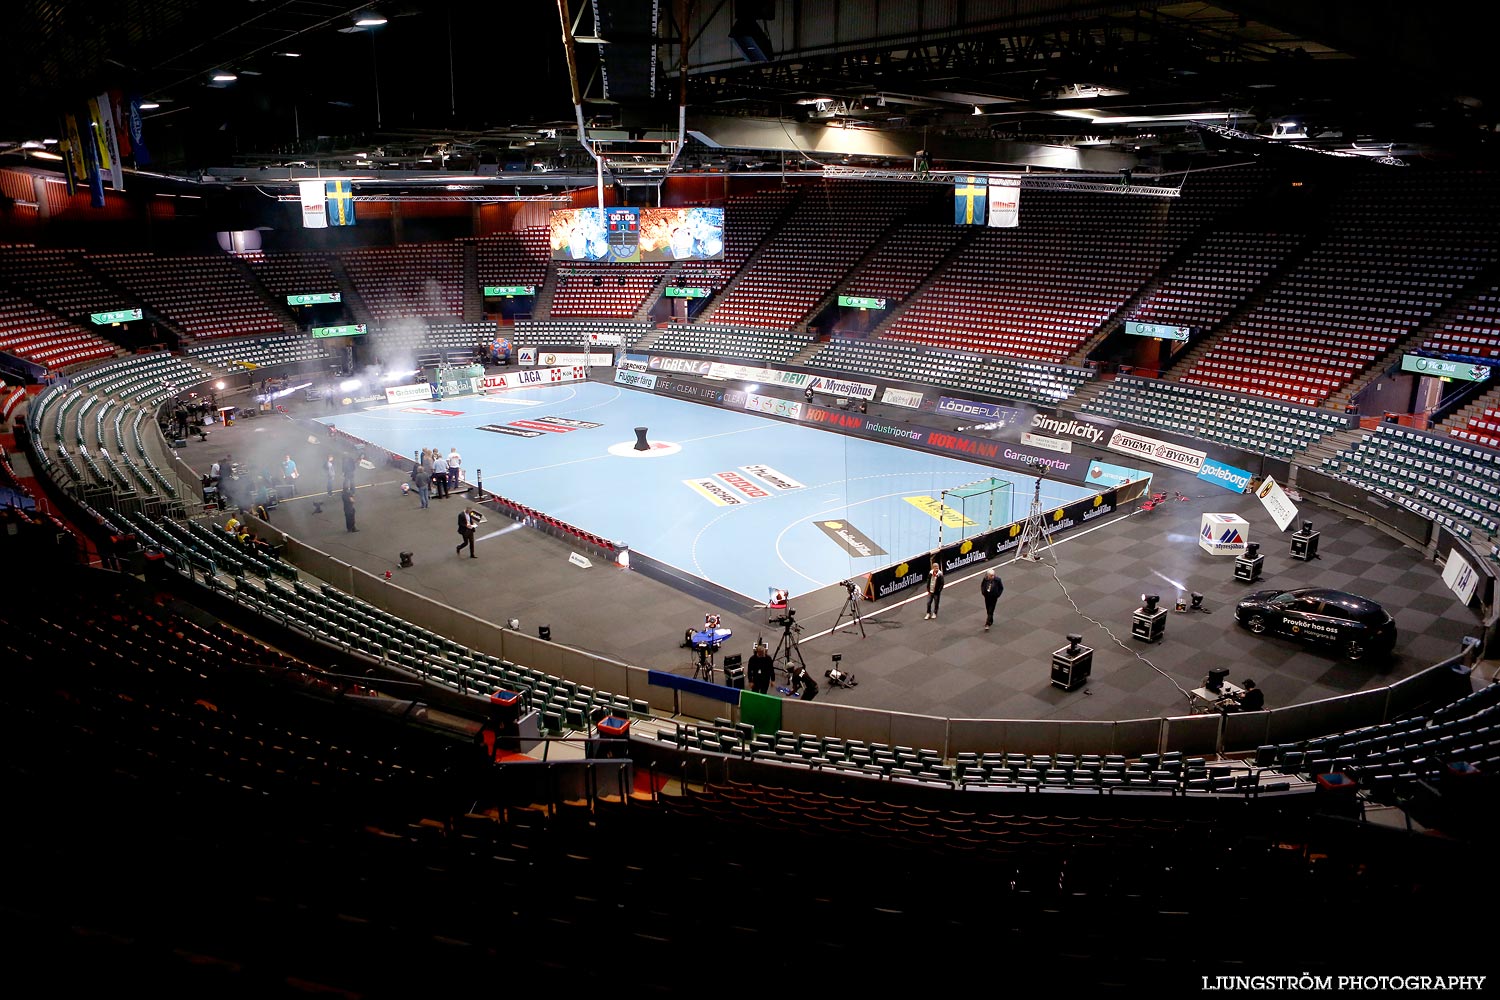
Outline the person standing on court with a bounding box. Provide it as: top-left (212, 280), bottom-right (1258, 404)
top-left (342, 487), bottom-right (357, 533)
top-left (924, 560), bottom-right (944, 620)
top-left (980, 568), bottom-right (1004, 632)
top-left (456, 507), bottom-right (480, 558)
top-left (447, 447), bottom-right (463, 495)
top-left (324, 454), bottom-right (336, 497)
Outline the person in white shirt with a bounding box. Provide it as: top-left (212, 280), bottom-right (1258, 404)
top-left (446, 447), bottom-right (462, 494)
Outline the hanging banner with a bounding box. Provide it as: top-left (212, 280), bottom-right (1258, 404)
top-left (988, 178), bottom-right (1020, 228)
top-left (299, 180), bottom-right (328, 229)
top-left (954, 175), bottom-right (987, 225)
top-left (127, 95), bottom-right (152, 165)
top-left (326, 180), bottom-right (356, 226)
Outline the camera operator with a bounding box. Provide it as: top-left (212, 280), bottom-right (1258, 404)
top-left (788, 661), bottom-right (818, 702)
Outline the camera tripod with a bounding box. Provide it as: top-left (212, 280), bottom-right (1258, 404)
top-left (833, 583), bottom-right (866, 637)
top-left (772, 615), bottom-right (806, 674)
top-left (1014, 472), bottom-right (1056, 563)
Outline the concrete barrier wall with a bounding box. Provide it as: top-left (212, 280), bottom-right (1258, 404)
top-left (263, 471), bottom-right (1479, 760)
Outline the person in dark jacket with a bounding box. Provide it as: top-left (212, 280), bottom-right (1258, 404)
top-left (980, 568), bottom-right (1004, 632)
top-left (342, 488), bottom-right (357, 532)
top-left (747, 641), bottom-right (776, 695)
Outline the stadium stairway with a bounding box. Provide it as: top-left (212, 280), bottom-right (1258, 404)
top-left (460, 242), bottom-right (481, 322)
top-left (1328, 262), bottom-right (1500, 412)
top-left (805, 216), bottom-right (913, 333)
top-left (1160, 227), bottom-right (1327, 381)
top-left (1433, 382), bottom-right (1500, 438)
top-left (1296, 426), bottom-right (1373, 470)
top-left (326, 255), bottom-right (373, 327)
top-left (226, 254), bottom-right (299, 334)
top-left (693, 190), bottom-right (804, 324)
top-left (865, 225), bottom-right (981, 339)
top-left (531, 261), bottom-right (560, 318)
top-left (634, 260), bottom-right (687, 322)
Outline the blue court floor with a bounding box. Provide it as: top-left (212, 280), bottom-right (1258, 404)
top-left (318, 382), bottom-right (1096, 600)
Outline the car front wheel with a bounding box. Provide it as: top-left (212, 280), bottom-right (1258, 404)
top-left (1246, 614), bottom-right (1267, 634)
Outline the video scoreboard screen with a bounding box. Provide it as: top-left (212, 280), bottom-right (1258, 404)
top-left (550, 206), bottom-right (724, 262)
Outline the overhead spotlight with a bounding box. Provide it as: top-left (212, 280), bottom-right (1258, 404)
top-left (972, 105), bottom-right (983, 116)
top-left (275, 51), bottom-right (302, 58)
top-left (138, 101), bottom-right (161, 110)
top-left (355, 10), bottom-right (387, 26)
top-left (211, 70), bottom-right (237, 82)
top-left (215, 381), bottom-right (226, 390)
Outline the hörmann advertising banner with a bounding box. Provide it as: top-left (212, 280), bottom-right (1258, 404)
top-left (1107, 428), bottom-right (1207, 473)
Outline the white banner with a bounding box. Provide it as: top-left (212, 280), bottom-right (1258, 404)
top-left (299, 180), bottom-right (328, 229)
top-left (518, 347), bottom-right (536, 366)
top-left (881, 387), bottom-right (924, 409)
top-left (1107, 428), bottom-right (1205, 473)
top-left (706, 361), bottom-right (812, 389)
top-left (808, 374), bottom-right (878, 401)
top-left (1442, 548), bottom-right (1479, 605)
top-left (587, 331), bottom-right (624, 346)
top-left (1020, 432), bottom-right (1072, 454)
top-left (537, 351), bottom-right (612, 368)
top-left (384, 383), bottom-right (433, 403)
top-left (1253, 476), bottom-right (1301, 532)
top-left (744, 392), bottom-right (804, 419)
top-left (988, 178), bottom-right (1020, 228)
top-left (480, 365), bottom-right (588, 392)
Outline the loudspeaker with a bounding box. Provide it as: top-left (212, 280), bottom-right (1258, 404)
top-left (729, 18), bottom-right (774, 62)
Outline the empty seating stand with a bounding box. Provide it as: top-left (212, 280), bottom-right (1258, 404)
top-left (1322, 423), bottom-right (1500, 539)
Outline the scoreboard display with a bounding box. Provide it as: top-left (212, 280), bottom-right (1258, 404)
top-left (551, 206), bottom-right (724, 262)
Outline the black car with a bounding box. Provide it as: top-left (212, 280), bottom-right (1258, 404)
top-left (1235, 588), bottom-right (1397, 661)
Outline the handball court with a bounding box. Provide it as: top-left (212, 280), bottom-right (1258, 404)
top-left (183, 380), bottom-right (1481, 723)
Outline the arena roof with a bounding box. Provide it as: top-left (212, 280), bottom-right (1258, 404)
top-left (0, 1), bottom-right (1495, 186)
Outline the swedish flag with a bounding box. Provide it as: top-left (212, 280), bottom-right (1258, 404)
top-left (326, 180), bottom-right (356, 226)
top-left (954, 176), bottom-right (987, 225)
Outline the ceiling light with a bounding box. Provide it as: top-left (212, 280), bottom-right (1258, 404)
top-left (30, 150), bottom-right (63, 161)
top-left (212, 71), bottom-right (237, 82)
top-left (972, 105), bottom-right (983, 116)
top-left (276, 51), bottom-right (301, 58)
top-left (355, 12), bottom-right (387, 27)
top-left (42, 138), bottom-right (58, 145)
top-left (239, 69), bottom-right (263, 77)
top-left (138, 101), bottom-right (161, 109)
top-left (574, 35), bottom-right (608, 44)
